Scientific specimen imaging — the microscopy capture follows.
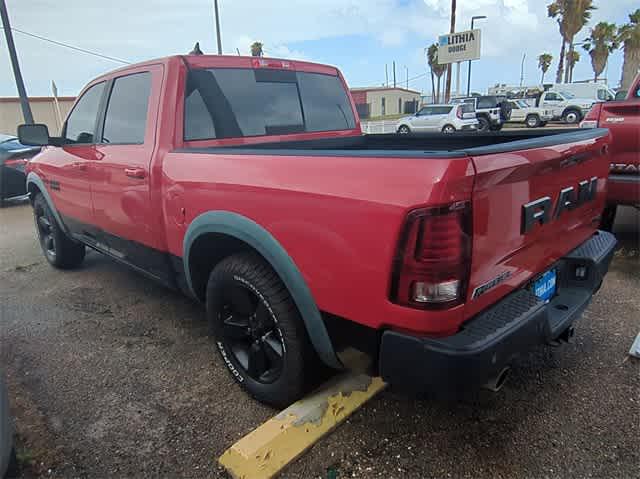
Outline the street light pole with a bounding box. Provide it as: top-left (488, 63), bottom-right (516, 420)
top-left (0, 0), bottom-right (34, 124)
top-left (213, 0), bottom-right (222, 54)
top-left (466, 15), bottom-right (487, 97)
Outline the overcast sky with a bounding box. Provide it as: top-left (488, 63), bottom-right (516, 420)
top-left (1, 0), bottom-right (637, 98)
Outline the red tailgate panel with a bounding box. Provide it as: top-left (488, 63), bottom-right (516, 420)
top-left (466, 133), bottom-right (611, 319)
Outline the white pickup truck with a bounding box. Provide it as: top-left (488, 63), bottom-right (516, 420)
top-left (537, 90), bottom-right (595, 124)
top-left (507, 100), bottom-right (553, 128)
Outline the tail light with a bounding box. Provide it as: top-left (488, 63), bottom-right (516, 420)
top-left (580, 102), bottom-right (602, 128)
top-left (456, 106), bottom-right (463, 119)
top-left (391, 202), bottom-right (472, 309)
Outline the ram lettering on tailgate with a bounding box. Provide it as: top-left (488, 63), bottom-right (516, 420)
top-left (521, 177), bottom-right (598, 234)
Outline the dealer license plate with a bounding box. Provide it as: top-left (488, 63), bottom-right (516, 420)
top-left (533, 269), bottom-right (557, 302)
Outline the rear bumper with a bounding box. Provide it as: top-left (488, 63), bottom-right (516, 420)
top-left (607, 174), bottom-right (640, 206)
top-left (379, 231), bottom-right (617, 394)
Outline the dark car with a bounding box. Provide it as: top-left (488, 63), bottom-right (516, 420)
top-left (0, 134), bottom-right (41, 206)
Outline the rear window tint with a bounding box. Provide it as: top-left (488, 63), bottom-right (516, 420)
top-left (184, 68), bottom-right (355, 140)
top-left (461, 103), bottom-right (475, 113)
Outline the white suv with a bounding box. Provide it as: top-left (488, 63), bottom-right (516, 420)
top-left (396, 104), bottom-right (478, 134)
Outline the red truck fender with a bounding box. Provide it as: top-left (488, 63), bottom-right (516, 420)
top-left (182, 210), bottom-right (344, 370)
top-left (26, 172), bottom-right (70, 235)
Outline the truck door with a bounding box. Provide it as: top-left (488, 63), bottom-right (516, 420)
top-left (41, 81), bottom-right (106, 236)
top-left (90, 65), bottom-right (166, 278)
top-left (541, 92), bottom-right (563, 116)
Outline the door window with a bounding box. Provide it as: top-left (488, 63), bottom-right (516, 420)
top-left (102, 72), bottom-right (151, 144)
top-left (432, 106), bottom-right (453, 115)
top-left (64, 82), bottom-right (106, 144)
top-left (545, 93), bottom-right (560, 101)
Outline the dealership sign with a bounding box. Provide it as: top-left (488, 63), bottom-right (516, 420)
top-left (437, 29), bottom-right (481, 64)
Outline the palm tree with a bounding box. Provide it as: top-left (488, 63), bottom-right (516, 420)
top-left (428, 44), bottom-right (446, 103)
top-left (548, 1), bottom-right (567, 83)
top-left (583, 22), bottom-right (618, 81)
top-left (566, 50), bottom-right (581, 82)
top-left (250, 41), bottom-right (264, 57)
top-left (548, 0), bottom-right (595, 83)
top-left (538, 53), bottom-right (553, 84)
top-left (427, 44), bottom-right (437, 103)
top-left (444, 0), bottom-right (456, 102)
top-left (618, 9), bottom-right (640, 90)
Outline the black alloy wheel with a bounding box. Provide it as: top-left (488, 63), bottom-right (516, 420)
top-left (34, 199), bottom-right (57, 262)
top-left (219, 280), bottom-right (285, 384)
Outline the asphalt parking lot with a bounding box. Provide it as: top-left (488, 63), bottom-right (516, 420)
top-left (1, 199), bottom-right (639, 478)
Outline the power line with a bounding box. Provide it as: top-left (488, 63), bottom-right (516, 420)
top-left (1, 26), bottom-right (130, 64)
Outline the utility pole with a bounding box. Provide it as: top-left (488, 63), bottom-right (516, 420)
top-left (393, 61), bottom-right (396, 88)
top-left (405, 66), bottom-right (409, 89)
top-left (519, 53), bottom-right (526, 87)
top-left (213, 0), bottom-right (222, 54)
top-left (444, 0), bottom-right (456, 102)
top-left (0, 0), bottom-right (34, 124)
top-left (385, 64), bottom-right (388, 87)
top-left (455, 62), bottom-right (460, 97)
top-left (467, 15), bottom-right (487, 96)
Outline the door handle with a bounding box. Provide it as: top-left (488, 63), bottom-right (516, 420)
top-left (124, 167), bottom-right (146, 179)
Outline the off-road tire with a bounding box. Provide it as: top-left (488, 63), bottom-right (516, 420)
top-left (33, 193), bottom-right (85, 269)
top-left (600, 205), bottom-right (617, 232)
top-left (499, 101), bottom-right (512, 121)
top-left (206, 252), bottom-right (317, 408)
top-left (477, 116), bottom-right (490, 132)
top-left (5, 447), bottom-right (19, 478)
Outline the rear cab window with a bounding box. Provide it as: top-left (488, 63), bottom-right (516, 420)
top-left (184, 68), bottom-right (356, 141)
top-left (102, 72), bottom-right (152, 144)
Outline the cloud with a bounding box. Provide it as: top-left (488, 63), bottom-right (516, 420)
top-left (0, 0), bottom-right (634, 97)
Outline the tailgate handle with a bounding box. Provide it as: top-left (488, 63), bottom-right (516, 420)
top-left (124, 167), bottom-right (146, 179)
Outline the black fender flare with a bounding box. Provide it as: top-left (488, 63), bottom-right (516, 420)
top-left (183, 211), bottom-right (343, 370)
top-left (26, 172), bottom-right (70, 235)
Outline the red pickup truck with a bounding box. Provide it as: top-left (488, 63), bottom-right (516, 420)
top-left (20, 55), bottom-right (616, 407)
top-left (581, 73), bottom-right (640, 230)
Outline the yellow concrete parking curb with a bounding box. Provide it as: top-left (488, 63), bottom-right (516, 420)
top-left (218, 373), bottom-right (387, 479)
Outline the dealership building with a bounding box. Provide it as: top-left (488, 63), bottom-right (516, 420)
top-left (350, 87), bottom-right (421, 119)
top-left (0, 97), bottom-right (75, 136)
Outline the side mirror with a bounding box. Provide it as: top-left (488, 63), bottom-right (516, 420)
top-left (17, 123), bottom-right (50, 146)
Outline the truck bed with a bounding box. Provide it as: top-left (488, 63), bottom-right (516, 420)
top-left (177, 128), bottom-right (607, 158)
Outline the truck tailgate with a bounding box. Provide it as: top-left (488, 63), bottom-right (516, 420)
top-left (464, 129), bottom-right (611, 318)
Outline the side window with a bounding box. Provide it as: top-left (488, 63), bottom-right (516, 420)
top-left (102, 72), bottom-right (151, 144)
top-left (477, 97), bottom-right (496, 109)
top-left (546, 93), bottom-right (559, 101)
top-left (434, 106), bottom-right (452, 114)
top-left (64, 82), bottom-right (106, 144)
